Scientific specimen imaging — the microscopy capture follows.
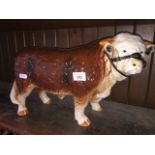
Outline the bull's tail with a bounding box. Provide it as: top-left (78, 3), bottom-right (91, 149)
top-left (10, 80), bottom-right (19, 104)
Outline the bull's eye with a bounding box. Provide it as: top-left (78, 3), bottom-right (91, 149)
top-left (106, 45), bottom-right (113, 53)
top-left (123, 50), bottom-right (127, 53)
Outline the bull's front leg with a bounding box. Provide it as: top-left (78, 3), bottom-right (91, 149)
top-left (90, 88), bottom-right (111, 112)
top-left (74, 96), bottom-right (90, 127)
top-left (90, 97), bottom-right (103, 112)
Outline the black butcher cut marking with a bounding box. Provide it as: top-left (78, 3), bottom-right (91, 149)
top-left (27, 58), bottom-right (35, 78)
top-left (62, 57), bottom-right (74, 86)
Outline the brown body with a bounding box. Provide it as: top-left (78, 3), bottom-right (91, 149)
top-left (15, 42), bottom-right (105, 97)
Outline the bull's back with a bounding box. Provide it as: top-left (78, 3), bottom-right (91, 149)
top-left (15, 45), bottom-right (104, 96)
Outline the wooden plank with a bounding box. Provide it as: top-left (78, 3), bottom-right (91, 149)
top-left (146, 26), bottom-right (155, 108)
top-left (115, 25), bottom-right (134, 34)
top-left (83, 27), bottom-right (98, 43)
top-left (1, 94), bottom-right (155, 134)
top-left (0, 39), bottom-right (5, 81)
top-left (24, 31), bottom-right (34, 47)
top-left (15, 31), bottom-right (25, 52)
top-left (98, 26), bottom-right (115, 38)
top-left (69, 28), bottom-right (82, 47)
top-left (5, 34), bottom-right (12, 81)
top-left (33, 31), bottom-right (44, 47)
top-left (128, 24), bottom-right (155, 107)
top-left (0, 32), bottom-right (10, 81)
top-left (6, 32), bottom-right (17, 82)
top-left (147, 53), bottom-right (155, 108)
top-left (0, 19), bottom-right (154, 31)
top-left (111, 25), bottom-right (134, 104)
top-left (56, 29), bottom-right (69, 48)
top-left (13, 32), bottom-right (18, 53)
top-left (44, 30), bottom-right (56, 47)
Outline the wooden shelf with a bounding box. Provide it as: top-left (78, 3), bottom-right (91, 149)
top-left (0, 94), bottom-right (155, 135)
top-left (0, 19), bottom-right (154, 31)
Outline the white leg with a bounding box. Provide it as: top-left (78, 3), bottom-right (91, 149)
top-left (74, 97), bottom-right (90, 127)
top-left (17, 95), bottom-right (28, 116)
top-left (91, 89), bottom-right (111, 112)
top-left (38, 91), bottom-right (52, 104)
top-left (17, 84), bottom-right (35, 116)
top-left (90, 100), bottom-right (103, 112)
top-left (100, 89), bottom-right (111, 99)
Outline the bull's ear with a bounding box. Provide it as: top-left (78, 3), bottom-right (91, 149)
top-left (99, 38), bottom-right (113, 46)
top-left (144, 40), bottom-right (155, 55)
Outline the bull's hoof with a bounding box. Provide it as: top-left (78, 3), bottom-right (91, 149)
top-left (79, 118), bottom-right (91, 127)
top-left (44, 99), bottom-right (52, 104)
top-left (93, 106), bottom-right (103, 112)
top-left (17, 109), bottom-right (29, 116)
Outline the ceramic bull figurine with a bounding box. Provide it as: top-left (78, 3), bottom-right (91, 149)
top-left (10, 33), bottom-right (155, 127)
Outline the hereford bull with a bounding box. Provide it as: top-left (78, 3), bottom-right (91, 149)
top-left (10, 33), bottom-right (155, 127)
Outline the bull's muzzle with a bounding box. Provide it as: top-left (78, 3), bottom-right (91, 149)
top-left (131, 53), bottom-right (146, 68)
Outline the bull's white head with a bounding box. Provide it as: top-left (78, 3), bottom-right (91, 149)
top-left (100, 33), bottom-right (155, 79)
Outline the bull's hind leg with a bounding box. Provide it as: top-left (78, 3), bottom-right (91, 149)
top-left (37, 89), bottom-right (52, 104)
top-left (10, 80), bottom-right (35, 116)
top-left (74, 96), bottom-right (91, 127)
top-left (17, 84), bottom-right (35, 116)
